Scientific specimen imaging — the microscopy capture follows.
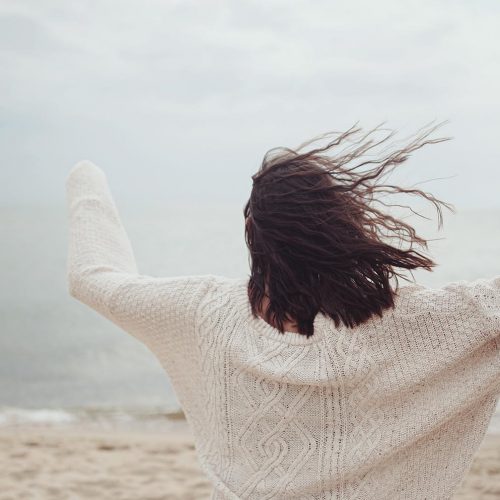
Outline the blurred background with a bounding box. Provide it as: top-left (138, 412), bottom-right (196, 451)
top-left (0, 2), bottom-right (499, 496)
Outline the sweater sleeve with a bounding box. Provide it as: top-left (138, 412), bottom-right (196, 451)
top-left (407, 275), bottom-right (500, 394)
top-left (405, 275), bottom-right (500, 335)
top-left (438, 275), bottom-right (500, 342)
top-left (65, 160), bottom-right (214, 350)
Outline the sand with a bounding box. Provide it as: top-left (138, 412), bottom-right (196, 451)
top-left (1, 424), bottom-right (499, 499)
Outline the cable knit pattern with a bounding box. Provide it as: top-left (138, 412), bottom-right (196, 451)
top-left (66, 161), bottom-right (500, 500)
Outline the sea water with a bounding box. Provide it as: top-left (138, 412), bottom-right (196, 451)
top-left (0, 202), bottom-right (499, 431)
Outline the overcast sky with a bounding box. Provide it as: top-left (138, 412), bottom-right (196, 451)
top-left (1, 0), bottom-right (499, 209)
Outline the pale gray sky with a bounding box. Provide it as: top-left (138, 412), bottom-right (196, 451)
top-left (1, 0), bottom-right (499, 208)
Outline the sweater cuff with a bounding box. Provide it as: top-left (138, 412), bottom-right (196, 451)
top-left (66, 160), bottom-right (113, 210)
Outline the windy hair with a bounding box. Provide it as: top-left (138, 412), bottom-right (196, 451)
top-left (243, 121), bottom-right (455, 337)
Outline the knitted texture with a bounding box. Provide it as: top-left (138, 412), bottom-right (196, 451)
top-left (66, 161), bottom-right (500, 500)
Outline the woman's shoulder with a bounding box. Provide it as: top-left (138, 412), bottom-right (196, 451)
top-left (188, 273), bottom-right (244, 291)
top-left (394, 276), bottom-right (499, 314)
top-left (183, 274), bottom-right (246, 306)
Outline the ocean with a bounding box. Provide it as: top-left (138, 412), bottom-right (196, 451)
top-left (1, 202), bottom-right (499, 432)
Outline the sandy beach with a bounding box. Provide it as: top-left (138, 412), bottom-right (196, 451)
top-left (0, 422), bottom-right (212, 500)
top-left (0, 423), bottom-right (499, 499)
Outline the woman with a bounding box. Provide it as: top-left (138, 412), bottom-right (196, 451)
top-left (66, 123), bottom-right (500, 499)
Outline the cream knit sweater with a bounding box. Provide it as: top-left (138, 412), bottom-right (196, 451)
top-left (65, 160), bottom-right (500, 500)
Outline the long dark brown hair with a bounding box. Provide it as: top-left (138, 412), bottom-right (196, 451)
top-left (243, 121), bottom-right (456, 337)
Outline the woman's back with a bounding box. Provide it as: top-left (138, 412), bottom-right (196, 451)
top-left (145, 274), bottom-right (499, 500)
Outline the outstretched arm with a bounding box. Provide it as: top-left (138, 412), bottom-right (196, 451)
top-left (65, 160), bottom-right (139, 318)
top-left (65, 160), bottom-right (214, 349)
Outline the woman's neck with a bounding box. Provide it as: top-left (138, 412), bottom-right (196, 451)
top-left (257, 294), bottom-right (300, 333)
